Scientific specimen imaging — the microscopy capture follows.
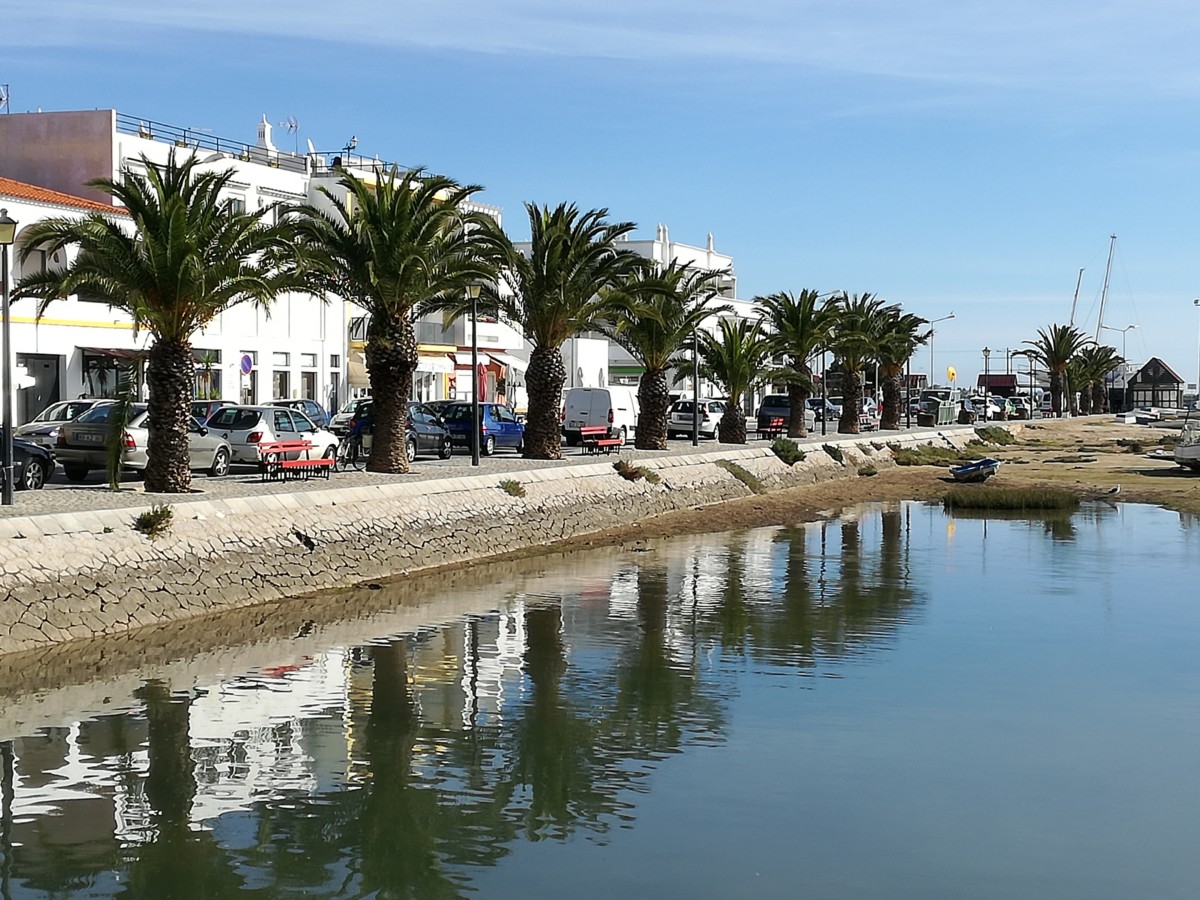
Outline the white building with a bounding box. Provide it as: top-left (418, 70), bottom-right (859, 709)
top-left (0, 109), bottom-right (530, 423)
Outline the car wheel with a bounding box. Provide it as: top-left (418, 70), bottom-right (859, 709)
top-left (483, 435), bottom-right (496, 456)
top-left (406, 437), bottom-right (417, 464)
top-left (64, 463), bottom-right (89, 483)
top-left (516, 435), bottom-right (524, 454)
top-left (208, 447), bottom-right (230, 477)
top-left (20, 459), bottom-right (47, 490)
top-left (323, 445), bottom-right (338, 460)
top-left (438, 436), bottom-right (453, 460)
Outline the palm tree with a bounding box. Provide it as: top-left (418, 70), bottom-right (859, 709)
top-left (16, 152), bottom-right (302, 492)
top-left (293, 167), bottom-right (496, 474)
top-left (1075, 344), bottom-right (1123, 415)
top-left (874, 307), bottom-right (930, 430)
top-left (757, 289), bottom-right (838, 438)
top-left (487, 203), bottom-right (641, 459)
top-left (827, 292), bottom-right (887, 434)
top-left (694, 317), bottom-right (770, 444)
top-left (598, 262), bottom-right (729, 449)
top-left (1024, 324), bottom-right (1092, 417)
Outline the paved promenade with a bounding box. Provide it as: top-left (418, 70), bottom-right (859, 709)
top-left (4, 424), bottom-right (975, 520)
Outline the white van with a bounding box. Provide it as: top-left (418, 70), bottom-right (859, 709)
top-left (563, 386), bottom-right (639, 444)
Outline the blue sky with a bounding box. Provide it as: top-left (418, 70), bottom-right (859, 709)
top-left (8, 1), bottom-right (1200, 385)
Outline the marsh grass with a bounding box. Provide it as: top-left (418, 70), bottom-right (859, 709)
top-left (942, 488), bottom-right (1079, 511)
top-left (133, 504), bottom-right (173, 539)
top-left (770, 437), bottom-right (805, 466)
top-left (715, 459), bottom-right (767, 494)
top-left (976, 426), bottom-right (1018, 445)
top-left (891, 445), bottom-right (984, 467)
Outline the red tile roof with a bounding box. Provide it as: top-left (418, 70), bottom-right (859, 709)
top-left (0, 176), bottom-right (127, 215)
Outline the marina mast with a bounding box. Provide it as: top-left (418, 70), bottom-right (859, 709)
top-left (1095, 234), bottom-right (1116, 342)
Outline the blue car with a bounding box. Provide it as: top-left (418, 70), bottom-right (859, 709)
top-left (442, 402), bottom-right (525, 455)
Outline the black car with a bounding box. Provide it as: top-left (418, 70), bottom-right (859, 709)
top-left (346, 401), bottom-right (453, 462)
top-left (14, 438), bottom-right (54, 490)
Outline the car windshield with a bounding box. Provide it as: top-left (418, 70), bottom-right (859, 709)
top-left (672, 401), bottom-right (696, 414)
top-left (74, 404), bottom-right (131, 424)
top-left (34, 401), bottom-right (93, 423)
top-left (208, 408), bottom-right (262, 430)
top-left (443, 405), bottom-right (476, 421)
top-left (761, 395), bottom-right (789, 407)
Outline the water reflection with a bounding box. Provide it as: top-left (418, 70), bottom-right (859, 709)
top-left (2, 501), bottom-right (1198, 898)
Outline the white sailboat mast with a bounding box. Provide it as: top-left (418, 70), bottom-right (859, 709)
top-left (1095, 234), bottom-right (1116, 342)
top-left (1069, 267), bottom-right (1084, 326)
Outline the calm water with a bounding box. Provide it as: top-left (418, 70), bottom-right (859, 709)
top-left (2, 501), bottom-right (1200, 898)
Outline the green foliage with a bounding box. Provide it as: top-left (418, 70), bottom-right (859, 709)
top-left (691, 317), bottom-right (771, 410)
top-left (976, 426), bottom-right (1018, 445)
top-left (770, 437), bottom-right (806, 466)
top-left (858, 464), bottom-right (878, 477)
top-left (942, 488), bottom-right (1080, 511)
top-left (714, 459), bottom-right (766, 494)
top-left (498, 479), bottom-right (526, 498)
top-left (133, 504), bottom-right (173, 539)
top-left (822, 443), bottom-right (844, 463)
top-left (892, 445), bottom-right (984, 467)
top-left (614, 459), bottom-right (660, 483)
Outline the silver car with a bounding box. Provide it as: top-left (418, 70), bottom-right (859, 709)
top-left (15, 398), bottom-right (110, 449)
top-left (205, 405), bottom-right (340, 464)
top-left (667, 399), bottom-right (726, 439)
top-left (56, 404), bottom-right (232, 482)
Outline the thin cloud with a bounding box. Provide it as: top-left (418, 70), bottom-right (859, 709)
top-left (15, 1), bottom-right (1200, 97)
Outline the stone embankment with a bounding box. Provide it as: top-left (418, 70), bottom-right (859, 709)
top-left (0, 429), bottom-right (982, 655)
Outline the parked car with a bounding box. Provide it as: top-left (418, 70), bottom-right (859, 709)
top-left (667, 398), bottom-right (726, 440)
top-left (205, 405), bottom-right (340, 465)
top-left (1009, 396), bottom-right (1033, 420)
top-left (970, 395), bottom-right (1004, 420)
top-left (14, 438), bottom-right (54, 490)
top-left (268, 398), bottom-right (330, 428)
top-left (808, 397), bottom-right (839, 422)
top-left (756, 394), bottom-right (816, 435)
top-left (563, 386), bottom-right (639, 444)
top-left (15, 398), bottom-right (111, 449)
top-left (191, 399), bottom-right (233, 423)
top-left (329, 397), bottom-right (373, 436)
top-left (56, 404), bottom-right (232, 481)
top-left (346, 401), bottom-right (453, 462)
top-left (826, 396), bottom-right (846, 417)
top-left (442, 402), bottom-right (524, 454)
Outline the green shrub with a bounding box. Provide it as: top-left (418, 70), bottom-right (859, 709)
top-left (614, 459), bottom-right (660, 484)
top-left (942, 488), bottom-right (1079, 511)
top-left (892, 445), bottom-right (984, 467)
top-left (133, 504), bottom-right (173, 539)
top-left (498, 479), bottom-right (526, 498)
top-left (858, 465), bottom-right (878, 477)
top-left (770, 437), bottom-right (806, 466)
top-left (823, 444), bottom-right (844, 463)
top-left (976, 425), bottom-right (1018, 445)
top-left (715, 459), bottom-right (767, 494)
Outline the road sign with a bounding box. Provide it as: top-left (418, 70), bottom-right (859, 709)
top-left (240, 354), bottom-right (254, 376)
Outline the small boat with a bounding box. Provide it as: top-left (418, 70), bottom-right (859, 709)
top-left (950, 458), bottom-right (1002, 483)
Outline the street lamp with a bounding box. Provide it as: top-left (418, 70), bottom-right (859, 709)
top-left (467, 282), bottom-right (482, 467)
top-left (1101, 323), bottom-right (1137, 411)
top-left (692, 328), bottom-right (700, 446)
top-left (928, 312), bottom-right (955, 388)
top-left (0, 209), bottom-right (17, 506)
top-left (982, 347), bottom-right (991, 421)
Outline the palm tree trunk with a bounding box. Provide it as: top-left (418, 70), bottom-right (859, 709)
top-left (838, 370), bottom-right (862, 434)
top-left (524, 345), bottom-right (565, 459)
top-left (787, 362), bottom-right (809, 438)
top-left (144, 339), bottom-right (194, 493)
top-left (635, 369), bottom-right (670, 450)
top-left (718, 398), bottom-right (746, 444)
top-left (365, 314), bottom-right (418, 474)
top-left (1078, 383), bottom-right (1093, 415)
top-left (1049, 372), bottom-right (1064, 416)
top-left (880, 367), bottom-right (903, 431)
top-left (1093, 381), bottom-right (1107, 413)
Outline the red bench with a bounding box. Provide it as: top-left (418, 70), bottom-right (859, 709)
top-left (258, 440), bottom-right (335, 481)
top-left (579, 425), bottom-right (623, 455)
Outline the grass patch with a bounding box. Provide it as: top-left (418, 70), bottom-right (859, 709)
top-left (498, 479), bottom-right (526, 498)
top-left (976, 426), bottom-right (1018, 445)
top-left (943, 488), bottom-right (1080, 511)
top-left (614, 459), bottom-right (661, 484)
top-left (822, 444), bottom-right (844, 463)
top-left (892, 445), bottom-right (984, 467)
top-left (715, 459), bottom-right (767, 494)
top-left (770, 437), bottom-right (806, 466)
top-left (858, 464), bottom-right (878, 477)
top-left (857, 443), bottom-right (873, 456)
top-left (133, 504), bottom-right (173, 539)
top-left (1115, 438), bottom-right (1145, 454)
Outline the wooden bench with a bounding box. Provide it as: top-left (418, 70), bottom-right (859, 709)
top-left (579, 425), bottom-right (623, 455)
top-left (758, 416), bottom-right (787, 439)
top-left (258, 440), bottom-right (335, 481)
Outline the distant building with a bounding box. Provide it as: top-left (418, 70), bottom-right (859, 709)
top-left (1127, 357), bottom-right (1184, 409)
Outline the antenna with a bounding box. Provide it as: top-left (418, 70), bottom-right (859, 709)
top-left (0, 85), bottom-right (9, 114)
top-left (278, 115), bottom-right (299, 154)
top-left (343, 135), bottom-right (358, 163)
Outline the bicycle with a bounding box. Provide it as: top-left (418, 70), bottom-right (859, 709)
top-left (334, 428), bottom-right (372, 471)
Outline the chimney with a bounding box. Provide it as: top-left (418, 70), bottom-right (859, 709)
top-left (256, 114), bottom-right (276, 152)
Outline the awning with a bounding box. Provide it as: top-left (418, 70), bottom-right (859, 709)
top-left (79, 346), bottom-right (148, 360)
top-left (417, 354), bottom-right (453, 375)
top-left (453, 352), bottom-right (478, 367)
top-left (488, 352), bottom-right (529, 372)
top-left (348, 350), bottom-right (369, 387)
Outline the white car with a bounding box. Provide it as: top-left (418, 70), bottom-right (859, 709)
top-left (667, 398), bottom-right (726, 439)
top-left (205, 405), bottom-right (340, 464)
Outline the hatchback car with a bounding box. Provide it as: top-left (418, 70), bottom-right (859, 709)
top-left (56, 405), bottom-right (232, 481)
top-left (442, 402), bottom-right (525, 454)
top-left (346, 401), bottom-right (453, 462)
top-left (15, 398), bottom-right (110, 449)
top-left (268, 398), bottom-right (330, 428)
top-left (667, 399), bottom-right (726, 439)
top-left (205, 405), bottom-right (340, 464)
top-left (755, 394), bottom-right (816, 435)
top-left (14, 438), bottom-right (54, 490)
top-left (191, 399), bottom-right (232, 423)
top-left (329, 397), bottom-right (373, 435)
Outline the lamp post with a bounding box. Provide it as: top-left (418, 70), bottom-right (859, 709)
top-left (982, 347), bottom-right (991, 421)
top-left (692, 328), bottom-right (700, 446)
top-left (467, 283), bottom-right (482, 467)
top-left (928, 312), bottom-right (955, 387)
top-left (1101, 323), bottom-right (1137, 411)
top-left (0, 209), bottom-right (17, 506)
